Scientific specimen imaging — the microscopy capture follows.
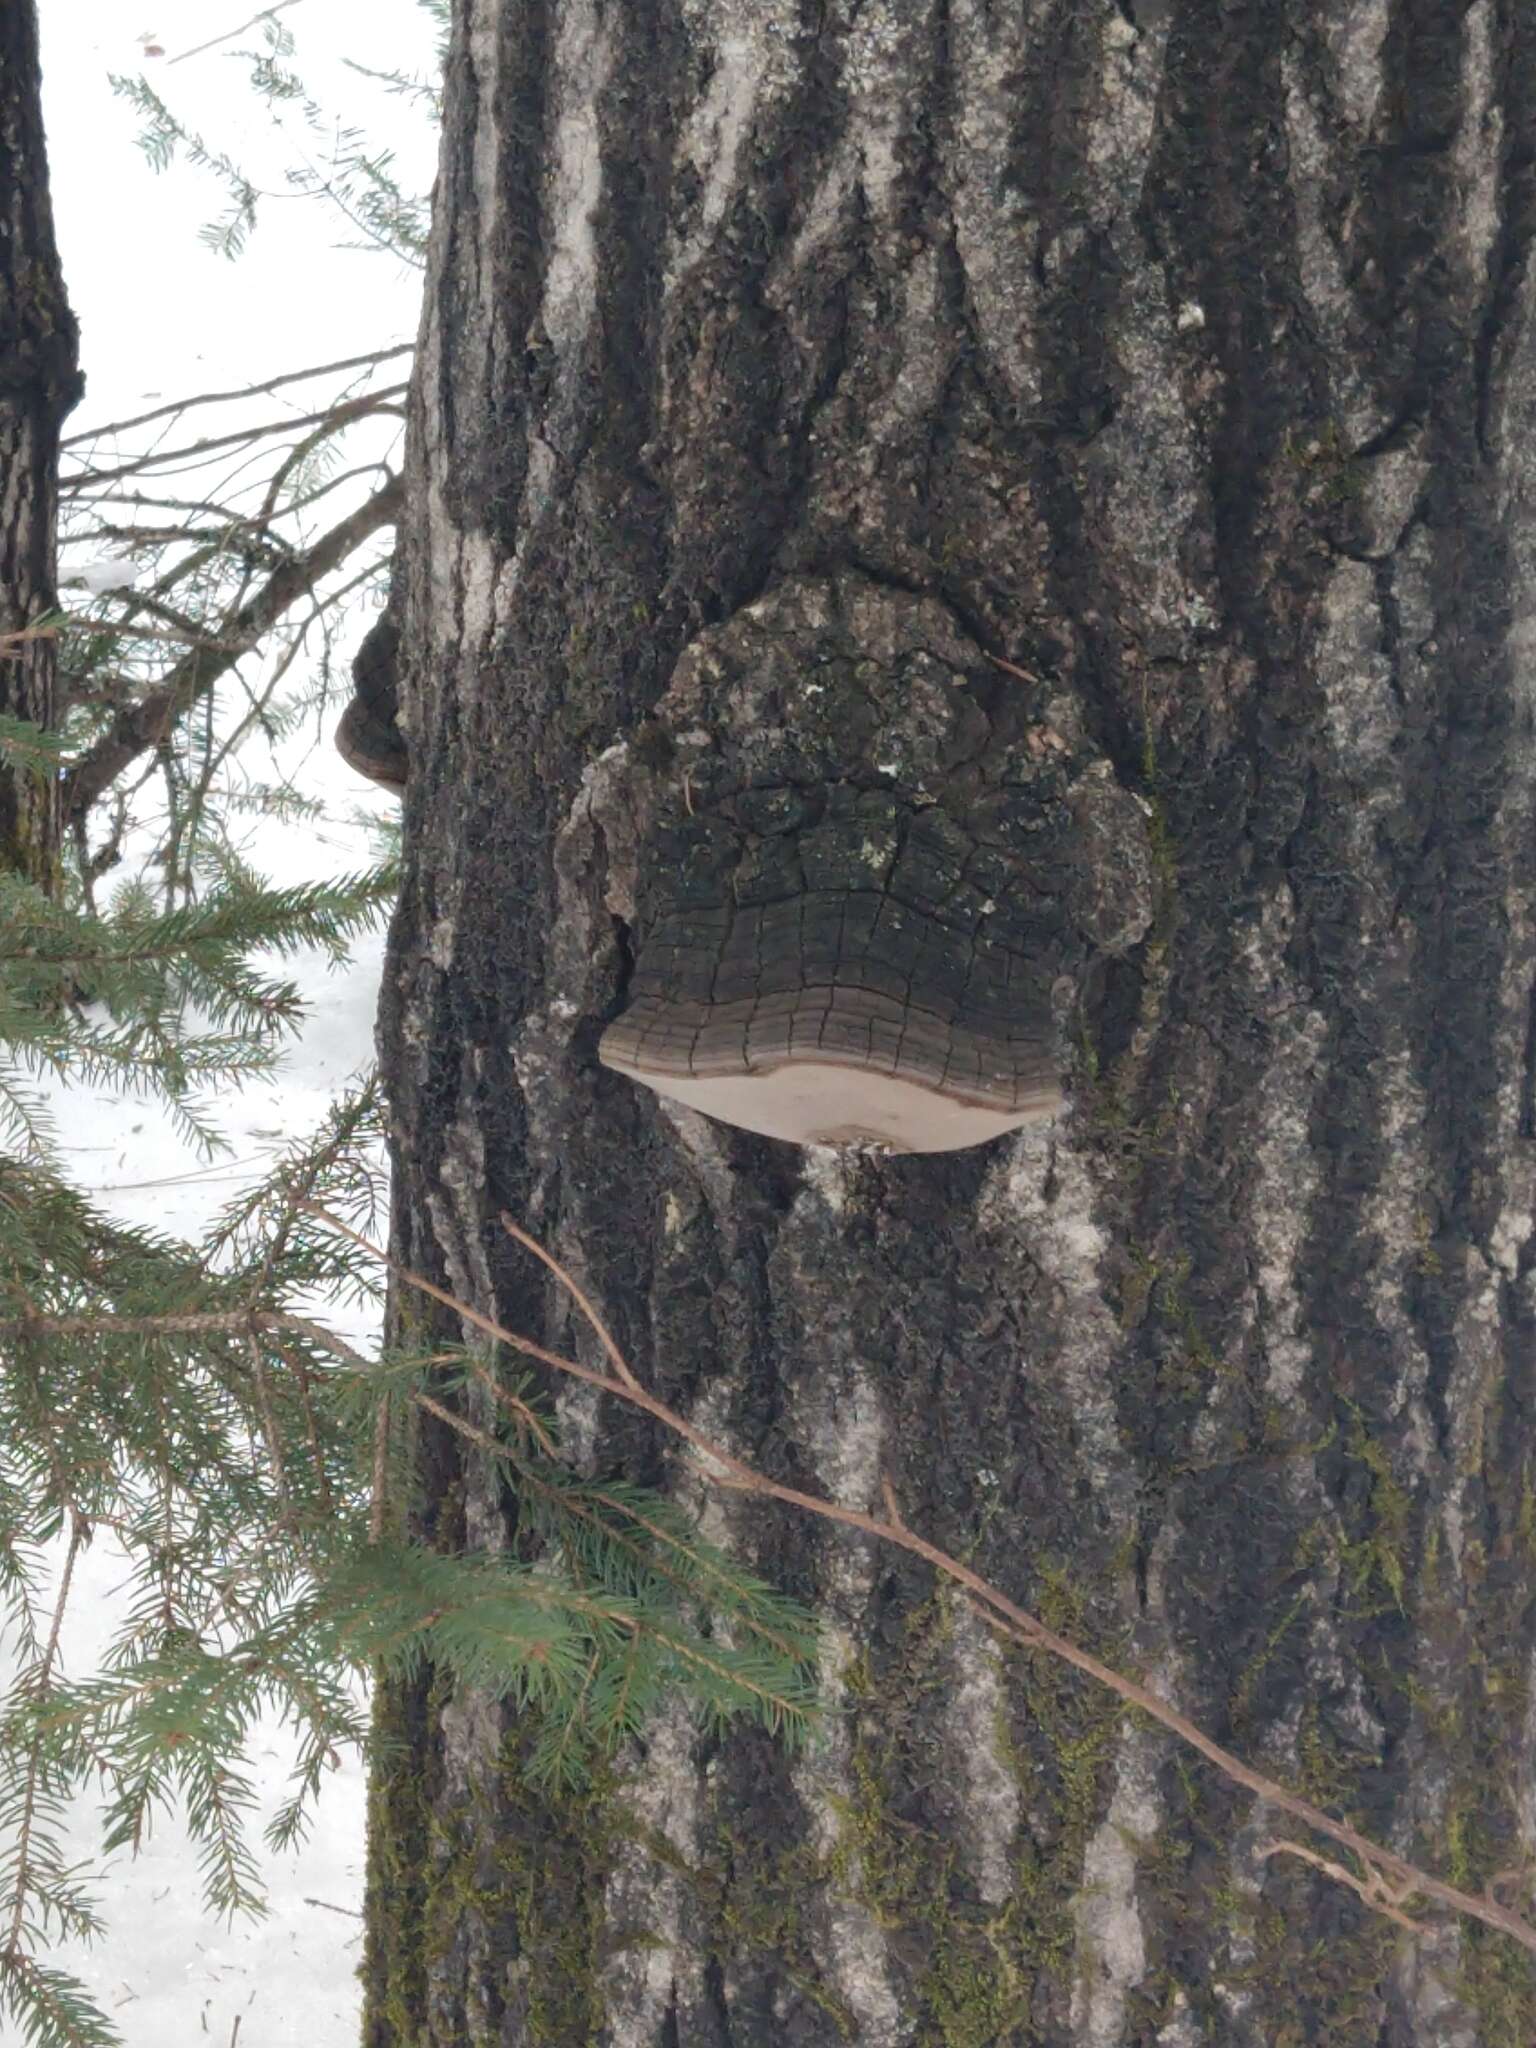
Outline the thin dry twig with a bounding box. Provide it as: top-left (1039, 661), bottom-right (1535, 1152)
top-left (467, 1360), bottom-right (559, 1459)
top-left (300, 1203), bottom-right (1536, 1962)
top-left (61, 474), bottom-right (401, 821)
top-left (170, 0), bottom-right (306, 65)
top-left (65, 387), bottom-right (407, 496)
top-left (2, 617), bottom-right (246, 655)
top-left (63, 345), bottom-right (413, 449)
top-left (1256, 1839), bottom-right (1427, 1936)
top-left (412, 1390), bottom-right (508, 1460)
top-left (501, 1214), bottom-right (643, 1394)
top-left (985, 649), bottom-right (1043, 685)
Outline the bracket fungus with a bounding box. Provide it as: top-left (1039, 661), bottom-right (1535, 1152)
top-left (598, 577), bottom-right (1154, 1155)
top-left (335, 609), bottom-right (408, 793)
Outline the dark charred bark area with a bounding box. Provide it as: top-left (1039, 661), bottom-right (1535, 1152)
top-left (0, 0), bottom-right (81, 886)
top-left (370, 2), bottom-right (1536, 2042)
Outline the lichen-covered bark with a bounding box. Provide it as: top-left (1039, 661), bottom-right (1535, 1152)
top-left (0, 0), bottom-right (81, 887)
top-left (370, 2), bottom-right (1536, 2041)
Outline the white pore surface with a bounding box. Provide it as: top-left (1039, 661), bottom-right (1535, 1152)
top-left (631, 1060), bottom-right (1062, 1152)
top-left (26, 5), bottom-right (440, 2041)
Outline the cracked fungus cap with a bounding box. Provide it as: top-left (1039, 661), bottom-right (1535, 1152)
top-left (598, 983), bottom-right (1064, 1153)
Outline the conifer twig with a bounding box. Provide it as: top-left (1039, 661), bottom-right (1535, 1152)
top-left (369, 1395), bottom-right (391, 1546)
top-left (246, 1329), bottom-right (293, 1528)
top-left (0, 1301), bottom-right (556, 1490)
top-left (4, 1517), bottom-right (85, 1957)
top-left (302, 1201), bottom-right (1536, 1963)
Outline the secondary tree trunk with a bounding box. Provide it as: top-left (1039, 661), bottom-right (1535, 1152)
top-left (369, 3), bottom-right (1536, 2041)
top-left (0, 0), bottom-right (81, 888)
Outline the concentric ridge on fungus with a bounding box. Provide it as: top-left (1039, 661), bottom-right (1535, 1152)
top-left (598, 795), bottom-right (1066, 1152)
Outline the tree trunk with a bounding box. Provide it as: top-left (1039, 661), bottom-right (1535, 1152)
top-left (369, 2), bottom-right (1536, 2041)
top-left (0, 0), bottom-right (81, 889)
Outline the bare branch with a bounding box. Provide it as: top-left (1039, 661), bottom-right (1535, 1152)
top-left (169, 0), bottom-right (307, 67)
top-left (501, 1214), bottom-right (643, 1395)
top-left (61, 473), bottom-right (401, 822)
top-left (62, 387), bottom-right (408, 496)
top-left (984, 649), bottom-right (1044, 685)
top-left (61, 344), bottom-right (412, 449)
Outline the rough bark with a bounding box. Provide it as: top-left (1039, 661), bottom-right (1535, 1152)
top-left (370, 2), bottom-right (1536, 2042)
top-left (0, 0), bottom-right (81, 888)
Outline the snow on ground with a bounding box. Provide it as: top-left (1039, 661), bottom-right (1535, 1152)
top-left (34, 911), bottom-right (390, 2045)
top-left (15, 4), bottom-right (441, 2039)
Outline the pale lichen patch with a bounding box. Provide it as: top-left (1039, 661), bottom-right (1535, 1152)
top-left (799, 1142), bottom-right (852, 1216)
top-left (1282, 53), bottom-right (1381, 441)
top-left (1453, 2), bottom-right (1502, 292)
top-left (669, 0), bottom-right (799, 280)
top-left (1397, 1928), bottom-right (1481, 2048)
top-left (1245, 1000), bottom-right (1327, 1405)
top-left (790, 1619), bottom-right (906, 2048)
top-left (1084, 6), bottom-right (1169, 222)
top-left (467, 0), bottom-right (502, 340)
top-left (438, 1682), bottom-right (505, 1803)
top-left (841, 0), bottom-right (918, 223)
top-left (942, 1606), bottom-right (1020, 1906)
top-left (542, 0), bottom-right (612, 367)
top-left (455, 531), bottom-right (500, 699)
top-left (947, 0), bottom-right (1047, 410)
top-left (982, 1129), bottom-right (1137, 1540)
top-left (598, 1701), bottom-right (700, 2048)
top-left (1070, 1723), bottom-right (1161, 2048)
top-left (1444, 1245), bottom-right (1505, 1482)
top-left (1330, 0), bottom-right (1390, 131)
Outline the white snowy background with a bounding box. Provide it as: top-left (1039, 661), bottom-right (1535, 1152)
top-left (23, 4), bottom-right (440, 2039)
